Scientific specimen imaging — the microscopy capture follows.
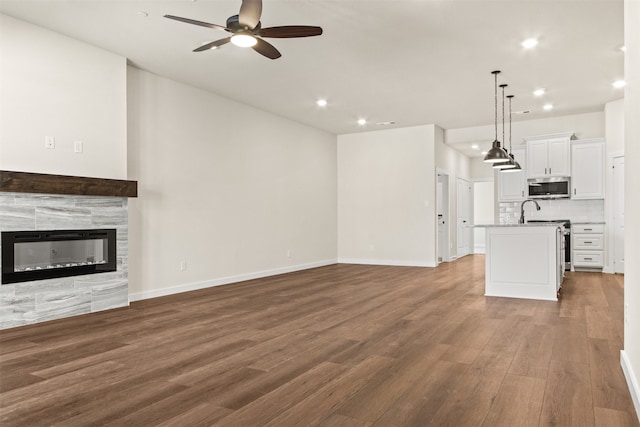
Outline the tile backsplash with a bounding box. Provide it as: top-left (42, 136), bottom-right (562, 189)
top-left (499, 199), bottom-right (605, 224)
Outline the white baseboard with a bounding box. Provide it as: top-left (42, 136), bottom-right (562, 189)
top-left (129, 259), bottom-right (338, 302)
top-left (337, 258), bottom-right (437, 268)
top-left (620, 350), bottom-right (640, 423)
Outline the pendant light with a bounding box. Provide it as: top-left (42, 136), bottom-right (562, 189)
top-left (484, 70), bottom-right (510, 163)
top-left (494, 83), bottom-right (516, 169)
top-left (501, 94), bottom-right (522, 173)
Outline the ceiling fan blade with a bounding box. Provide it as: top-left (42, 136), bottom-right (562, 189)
top-left (252, 38), bottom-right (281, 60)
top-left (164, 15), bottom-right (228, 32)
top-left (193, 37), bottom-right (232, 52)
top-left (238, 0), bottom-right (262, 29)
top-left (258, 26), bottom-right (323, 38)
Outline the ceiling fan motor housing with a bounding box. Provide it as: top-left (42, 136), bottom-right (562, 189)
top-left (226, 14), bottom-right (261, 32)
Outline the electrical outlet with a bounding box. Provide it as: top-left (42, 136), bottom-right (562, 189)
top-left (74, 140), bottom-right (83, 153)
top-left (625, 304), bottom-right (629, 324)
top-left (180, 261), bottom-right (187, 271)
top-left (45, 136), bottom-right (55, 149)
top-left (286, 250), bottom-right (292, 258)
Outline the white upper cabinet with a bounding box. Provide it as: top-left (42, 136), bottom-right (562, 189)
top-left (525, 132), bottom-right (573, 179)
top-left (498, 146), bottom-right (526, 202)
top-left (571, 139), bottom-right (605, 199)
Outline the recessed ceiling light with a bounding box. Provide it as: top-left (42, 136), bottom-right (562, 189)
top-left (316, 99), bottom-right (327, 107)
top-left (481, 151), bottom-right (488, 155)
top-left (521, 38), bottom-right (538, 49)
top-left (137, 11), bottom-right (149, 18)
top-left (620, 46), bottom-right (626, 52)
top-left (613, 80), bottom-right (626, 88)
top-left (357, 118), bottom-right (367, 126)
top-left (543, 104), bottom-right (553, 111)
top-left (471, 144), bottom-right (479, 150)
top-left (533, 88), bottom-right (545, 97)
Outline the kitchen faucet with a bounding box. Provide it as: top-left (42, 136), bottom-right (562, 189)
top-left (519, 199), bottom-right (541, 224)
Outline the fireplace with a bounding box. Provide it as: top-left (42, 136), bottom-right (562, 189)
top-left (1, 229), bottom-right (117, 285)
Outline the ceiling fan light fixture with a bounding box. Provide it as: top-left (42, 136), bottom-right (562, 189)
top-left (231, 33), bottom-right (257, 47)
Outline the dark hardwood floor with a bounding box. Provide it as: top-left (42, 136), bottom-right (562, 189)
top-left (1, 255), bottom-right (637, 426)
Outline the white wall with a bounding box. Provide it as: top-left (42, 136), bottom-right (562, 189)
top-left (473, 180), bottom-right (494, 253)
top-left (445, 111), bottom-right (605, 147)
top-left (622, 0), bottom-right (640, 420)
top-left (606, 98), bottom-right (625, 154)
top-left (0, 15), bottom-right (127, 179)
top-left (337, 125), bottom-right (437, 266)
top-left (470, 157), bottom-right (495, 180)
top-left (127, 67), bottom-right (337, 297)
top-left (435, 130), bottom-right (471, 259)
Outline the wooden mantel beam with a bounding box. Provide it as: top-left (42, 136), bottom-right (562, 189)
top-left (0, 170), bottom-right (137, 198)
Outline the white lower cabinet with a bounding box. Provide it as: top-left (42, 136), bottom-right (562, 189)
top-left (572, 223), bottom-right (604, 269)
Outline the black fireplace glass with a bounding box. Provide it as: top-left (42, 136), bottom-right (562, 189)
top-left (1, 229), bottom-right (117, 284)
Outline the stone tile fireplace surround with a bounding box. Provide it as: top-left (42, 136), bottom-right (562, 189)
top-left (0, 171), bottom-right (137, 329)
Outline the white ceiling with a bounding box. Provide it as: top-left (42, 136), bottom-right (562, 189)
top-left (0, 0), bottom-right (625, 156)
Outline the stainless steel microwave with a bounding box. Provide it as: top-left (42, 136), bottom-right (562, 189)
top-left (527, 177), bottom-right (571, 199)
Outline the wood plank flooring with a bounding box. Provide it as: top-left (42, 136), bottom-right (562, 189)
top-left (1, 255), bottom-right (637, 426)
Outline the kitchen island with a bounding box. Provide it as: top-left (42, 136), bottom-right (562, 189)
top-left (480, 224), bottom-right (564, 301)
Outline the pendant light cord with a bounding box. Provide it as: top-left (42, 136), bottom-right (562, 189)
top-left (501, 85), bottom-right (506, 147)
top-left (508, 95), bottom-right (513, 153)
top-left (494, 72), bottom-right (498, 141)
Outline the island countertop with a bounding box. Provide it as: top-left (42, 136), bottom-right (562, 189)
top-left (474, 223), bottom-right (562, 228)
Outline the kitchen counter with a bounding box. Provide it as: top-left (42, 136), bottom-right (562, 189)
top-left (483, 224), bottom-right (564, 301)
top-left (572, 221), bottom-right (606, 224)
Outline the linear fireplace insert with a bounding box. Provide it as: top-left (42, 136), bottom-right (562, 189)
top-left (1, 229), bottom-right (117, 284)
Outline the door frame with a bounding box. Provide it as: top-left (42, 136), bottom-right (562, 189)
top-left (456, 177), bottom-right (472, 259)
top-left (602, 151), bottom-right (624, 274)
top-left (606, 151), bottom-right (624, 274)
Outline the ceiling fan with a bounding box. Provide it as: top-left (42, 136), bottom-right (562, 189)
top-left (164, 0), bottom-right (323, 60)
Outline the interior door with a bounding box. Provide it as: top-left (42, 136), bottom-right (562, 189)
top-left (457, 178), bottom-right (472, 258)
top-left (437, 178), bottom-right (444, 262)
top-left (437, 172), bottom-right (450, 263)
top-left (613, 156), bottom-right (625, 273)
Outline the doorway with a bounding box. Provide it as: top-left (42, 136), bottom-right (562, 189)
top-left (437, 171), bottom-right (450, 264)
top-left (457, 177), bottom-right (472, 258)
top-left (473, 180), bottom-right (495, 254)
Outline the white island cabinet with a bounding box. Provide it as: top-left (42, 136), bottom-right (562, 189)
top-left (483, 224), bottom-right (563, 301)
